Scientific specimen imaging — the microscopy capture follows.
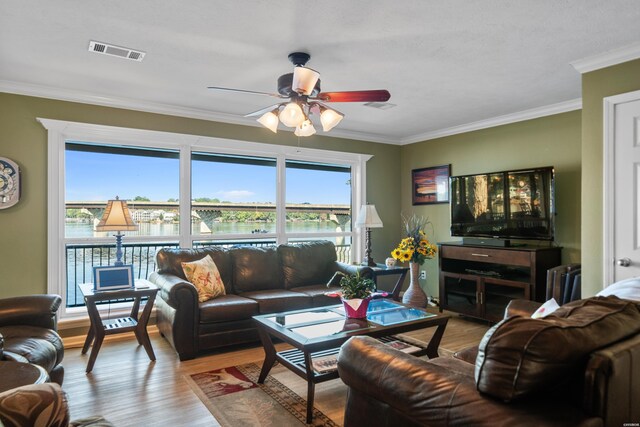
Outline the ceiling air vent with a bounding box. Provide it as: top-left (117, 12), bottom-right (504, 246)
top-left (88, 41), bottom-right (146, 62)
top-left (364, 102), bottom-right (396, 110)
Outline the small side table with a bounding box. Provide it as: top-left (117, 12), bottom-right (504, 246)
top-left (369, 264), bottom-right (409, 301)
top-left (79, 280), bottom-right (158, 373)
top-left (0, 361), bottom-right (49, 393)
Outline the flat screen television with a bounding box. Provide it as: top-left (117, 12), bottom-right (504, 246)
top-left (450, 166), bottom-right (555, 241)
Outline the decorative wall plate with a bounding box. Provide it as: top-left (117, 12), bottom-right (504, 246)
top-left (0, 157), bottom-right (20, 209)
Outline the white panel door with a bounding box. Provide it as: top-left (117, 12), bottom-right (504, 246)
top-left (612, 97), bottom-right (640, 281)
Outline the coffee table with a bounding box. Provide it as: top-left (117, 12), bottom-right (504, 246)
top-left (253, 299), bottom-right (449, 423)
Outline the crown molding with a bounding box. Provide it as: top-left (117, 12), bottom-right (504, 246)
top-left (571, 42), bottom-right (640, 74)
top-left (2, 79), bottom-right (583, 147)
top-left (0, 79), bottom-right (398, 145)
top-left (399, 98), bottom-right (582, 145)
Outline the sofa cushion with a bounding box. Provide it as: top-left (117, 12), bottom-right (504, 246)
top-left (239, 290), bottom-right (311, 313)
top-left (181, 255), bottom-right (226, 302)
top-left (156, 247), bottom-right (233, 294)
top-left (290, 284), bottom-right (341, 307)
top-left (475, 296), bottom-right (640, 402)
top-left (230, 246), bottom-right (282, 293)
top-left (278, 241), bottom-right (337, 289)
top-left (0, 326), bottom-right (64, 373)
top-left (199, 295), bottom-right (259, 323)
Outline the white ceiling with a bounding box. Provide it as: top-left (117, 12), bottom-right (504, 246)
top-left (2, 1), bottom-right (640, 144)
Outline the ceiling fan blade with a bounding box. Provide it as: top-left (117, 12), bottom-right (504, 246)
top-left (207, 86), bottom-right (284, 98)
top-left (244, 103), bottom-right (283, 118)
top-left (315, 90), bottom-right (391, 103)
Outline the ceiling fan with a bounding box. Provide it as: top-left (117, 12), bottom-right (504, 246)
top-left (208, 52), bottom-right (391, 136)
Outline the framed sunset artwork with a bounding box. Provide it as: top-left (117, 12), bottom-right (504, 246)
top-left (412, 164), bottom-right (451, 205)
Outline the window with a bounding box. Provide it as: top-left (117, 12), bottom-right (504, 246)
top-left (41, 119), bottom-right (371, 318)
top-left (191, 153), bottom-right (277, 236)
top-left (64, 143), bottom-right (180, 308)
top-left (285, 160), bottom-right (352, 251)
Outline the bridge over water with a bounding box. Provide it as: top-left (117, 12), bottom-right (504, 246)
top-left (66, 201), bottom-right (352, 232)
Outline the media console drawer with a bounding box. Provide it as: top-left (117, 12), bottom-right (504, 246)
top-left (440, 245), bottom-right (530, 266)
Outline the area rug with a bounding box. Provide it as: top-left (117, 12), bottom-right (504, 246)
top-left (185, 362), bottom-right (344, 427)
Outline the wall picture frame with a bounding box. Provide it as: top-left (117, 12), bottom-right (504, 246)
top-left (412, 164), bottom-right (451, 205)
top-left (93, 265), bottom-right (134, 291)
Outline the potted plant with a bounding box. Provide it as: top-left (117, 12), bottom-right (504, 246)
top-left (328, 271), bottom-right (376, 318)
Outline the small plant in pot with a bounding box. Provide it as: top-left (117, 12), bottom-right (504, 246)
top-left (328, 271), bottom-right (376, 318)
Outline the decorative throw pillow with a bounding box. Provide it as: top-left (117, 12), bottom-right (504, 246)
top-left (596, 276), bottom-right (640, 302)
top-left (530, 298), bottom-right (560, 319)
top-left (181, 255), bottom-right (226, 302)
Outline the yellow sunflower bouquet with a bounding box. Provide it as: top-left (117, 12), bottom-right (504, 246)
top-left (391, 215), bottom-right (437, 265)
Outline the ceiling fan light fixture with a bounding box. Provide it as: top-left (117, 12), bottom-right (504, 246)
top-left (320, 106), bottom-right (344, 132)
top-left (280, 102), bottom-right (305, 128)
top-left (257, 109), bottom-right (279, 133)
top-left (292, 66), bottom-right (320, 95)
top-left (294, 119), bottom-right (316, 137)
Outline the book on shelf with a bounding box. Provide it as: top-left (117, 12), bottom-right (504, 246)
top-left (311, 354), bottom-right (338, 373)
top-left (382, 339), bottom-right (421, 354)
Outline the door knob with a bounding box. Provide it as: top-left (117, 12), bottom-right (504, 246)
top-left (617, 258), bottom-right (632, 267)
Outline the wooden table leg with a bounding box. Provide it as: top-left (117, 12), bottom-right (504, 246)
top-left (257, 327), bottom-right (277, 384)
top-left (131, 295), bottom-right (143, 345)
top-left (303, 352), bottom-right (316, 423)
top-left (85, 299), bottom-right (105, 373)
top-left (136, 293), bottom-right (156, 361)
top-left (81, 325), bottom-right (95, 355)
top-left (425, 318), bottom-right (449, 359)
top-left (390, 270), bottom-right (409, 301)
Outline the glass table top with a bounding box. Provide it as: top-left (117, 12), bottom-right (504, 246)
top-left (261, 299), bottom-right (436, 340)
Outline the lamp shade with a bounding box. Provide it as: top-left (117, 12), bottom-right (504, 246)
top-left (292, 66), bottom-right (320, 95)
top-left (95, 197), bottom-right (138, 232)
top-left (355, 204), bottom-right (383, 228)
top-left (280, 102), bottom-right (305, 128)
top-left (294, 118), bottom-right (316, 137)
top-left (257, 109), bottom-right (279, 133)
top-left (320, 106), bottom-right (344, 132)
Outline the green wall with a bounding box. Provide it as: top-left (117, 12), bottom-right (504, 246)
top-left (581, 58), bottom-right (640, 296)
top-left (0, 92), bottom-right (401, 298)
top-left (401, 111), bottom-right (582, 297)
top-left (7, 54), bottom-right (640, 303)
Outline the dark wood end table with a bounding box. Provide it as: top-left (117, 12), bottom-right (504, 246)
top-left (370, 264), bottom-right (410, 301)
top-left (79, 280), bottom-right (158, 373)
top-left (0, 361), bottom-right (49, 393)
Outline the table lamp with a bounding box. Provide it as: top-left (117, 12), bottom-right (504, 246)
top-left (355, 204), bottom-right (384, 267)
top-left (95, 196), bottom-right (138, 266)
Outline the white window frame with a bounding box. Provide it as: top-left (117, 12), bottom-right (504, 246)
top-left (39, 118), bottom-right (372, 319)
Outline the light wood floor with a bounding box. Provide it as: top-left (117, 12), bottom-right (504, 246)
top-left (61, 312), bottom-right (489, 426)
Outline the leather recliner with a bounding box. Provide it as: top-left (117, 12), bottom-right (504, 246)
top-left (0, 294), bottom-right (65, 385)
top-left (338, 297), bottom-right (640, 427)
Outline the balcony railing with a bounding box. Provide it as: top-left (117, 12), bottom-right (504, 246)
top-left (65, 241), bottom-right (351, 307)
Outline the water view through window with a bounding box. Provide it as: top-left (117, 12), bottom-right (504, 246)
top-left (64, 142), bottom-right (354, 308)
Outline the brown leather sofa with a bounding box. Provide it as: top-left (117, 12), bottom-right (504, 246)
top-left (338, 296), bottom-right (640, 427)
top-left (150, 241), bottom-right (372, 360)
top-left (0, 294), bottom-right (65, 385)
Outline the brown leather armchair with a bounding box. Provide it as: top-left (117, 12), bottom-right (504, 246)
top-left (0, 295), bottom-right (65, 384)
top-left (338, 297), bottom-right (640, 427)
